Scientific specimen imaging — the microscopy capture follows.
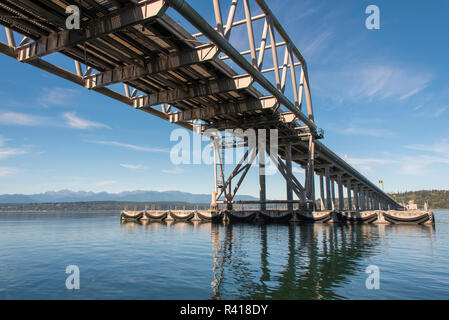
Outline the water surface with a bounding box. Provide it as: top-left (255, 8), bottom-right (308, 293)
top-left (0, 210), bottom-right (448, 299)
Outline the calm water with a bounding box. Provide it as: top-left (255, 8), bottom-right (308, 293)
top-left (0, 210), bottom-right (448, 300)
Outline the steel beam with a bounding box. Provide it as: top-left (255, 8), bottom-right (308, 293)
top-left (168, 96), bottom-right (277, 122)
top-left (85, 45), bottom-right (219, 89)
top-left (17, 0), bottom-right (168, 62)
top-left (133, 75), bottom-right (253, 109)
top-left (266, 152), bottom-right (306, 203)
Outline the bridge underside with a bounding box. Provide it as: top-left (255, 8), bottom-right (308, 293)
top-left (0, 0), bottom-right (401, 211)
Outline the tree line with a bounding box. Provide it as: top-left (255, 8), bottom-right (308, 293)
top-left (389, 190), bottom-right (449, 209)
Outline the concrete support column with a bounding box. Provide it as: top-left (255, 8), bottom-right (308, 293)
top-left (286, 143), bottom-right (293, 212)
top-left (331, 178), bottom-right (336, 210)
top-left (360, 188), bottom-right (365, 211)
top-left (369, 192), bottom-right (372, 209)
top-left (258, 140), bottom-right (266, 212)
top-left (347, 181), bottom-right (352, 211)
top-left (310, 170), bottom-right (316, 210)
top-left (354, 184), bottom-right (359, 211)
top-left (211, 139), bottom-right (218, 210)
top-left (364, 190), bottom-right (368, 210)
top-left (366, 191), bottom-right (369, 209)
top-left (325, 166), bottom-right (332, 210)
top-left (337, 174), bottom-right (344, 211)
top-left (363, 190), bottom-right (367, 210)
top-left (305, 138), bottom-right (316, 211)
top-left (368, 192), bottom-right (372, 210)
top-left (319, 172), bottom-right (325, 210)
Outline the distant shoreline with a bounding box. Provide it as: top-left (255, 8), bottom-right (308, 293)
top-left (0, 201), bottom-right (210, 213)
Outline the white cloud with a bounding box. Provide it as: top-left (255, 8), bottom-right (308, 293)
top-left (402, 140), bottom-right (449, 175)
top-left (399, 87), bottom-right (425, 101)
top-left (62, 112), bottom-right (110, 129)
top-left (38, 88), bottom-right (79, 107)
top-left (87, 140), bottom-right (168, 153)
top-left (0, 148), bottom-right (26, 159)
top-left (120, 163), bottom-right (149, 170)
top-left (0, 111), bottom-right (49, 126)
top-left (343, 154), bottom-right (397, 173)
top-left (414, 104), bottom-right (424, 111)
top-left (92, 180), bottom-right (116, 187)
top-left (314, 64), bottom-right (432, 104)
top-left (433, 106), bottom-right (448, 117)
top-left (0, 111), bottom-right (109, 130)
top-left (295, 3), bottom-right (322, 19)
top-left (398, 155), bottom-right (449, 176)
top-left (342, 139), bottom-right (449, 176)
top-left (340, 127), bottom-right (394, 137)
top-left (0, 136), bottom-right (9, 146)
top-left (0, 167), bottom-right (20, 177)
top-left (162, 167), bottom-right (184, 174)
top-left (0, 135), bottom-right (27, 159)
top-left (404, 140), bottom-right (449, 156)
top-left (301, 30), bottom-right (333, 58)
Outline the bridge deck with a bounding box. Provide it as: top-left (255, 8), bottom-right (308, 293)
top-left (0, 0), bottom-right (400, 210)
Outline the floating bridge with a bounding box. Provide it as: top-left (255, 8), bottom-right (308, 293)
top-left (0, 0), bottom-right (402, 213)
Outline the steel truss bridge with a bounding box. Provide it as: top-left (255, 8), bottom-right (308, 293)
top-left (0, 0), bottom-right (401, 212)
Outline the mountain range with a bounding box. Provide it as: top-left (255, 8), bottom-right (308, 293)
top-left (0, 190), bottom-right (258, 204)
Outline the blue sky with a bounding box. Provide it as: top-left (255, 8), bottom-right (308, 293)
top-left (0, 0), bottom-right (448, 198)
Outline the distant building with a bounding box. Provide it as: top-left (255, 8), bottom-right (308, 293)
top-left (405, 200), bottom-right (418, 210)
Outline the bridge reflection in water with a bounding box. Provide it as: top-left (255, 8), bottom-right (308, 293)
top-left (120, 221), bottom-right (433, 299)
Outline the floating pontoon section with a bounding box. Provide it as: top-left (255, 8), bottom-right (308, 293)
top-left (121, 209), bottom-right (435, 225)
